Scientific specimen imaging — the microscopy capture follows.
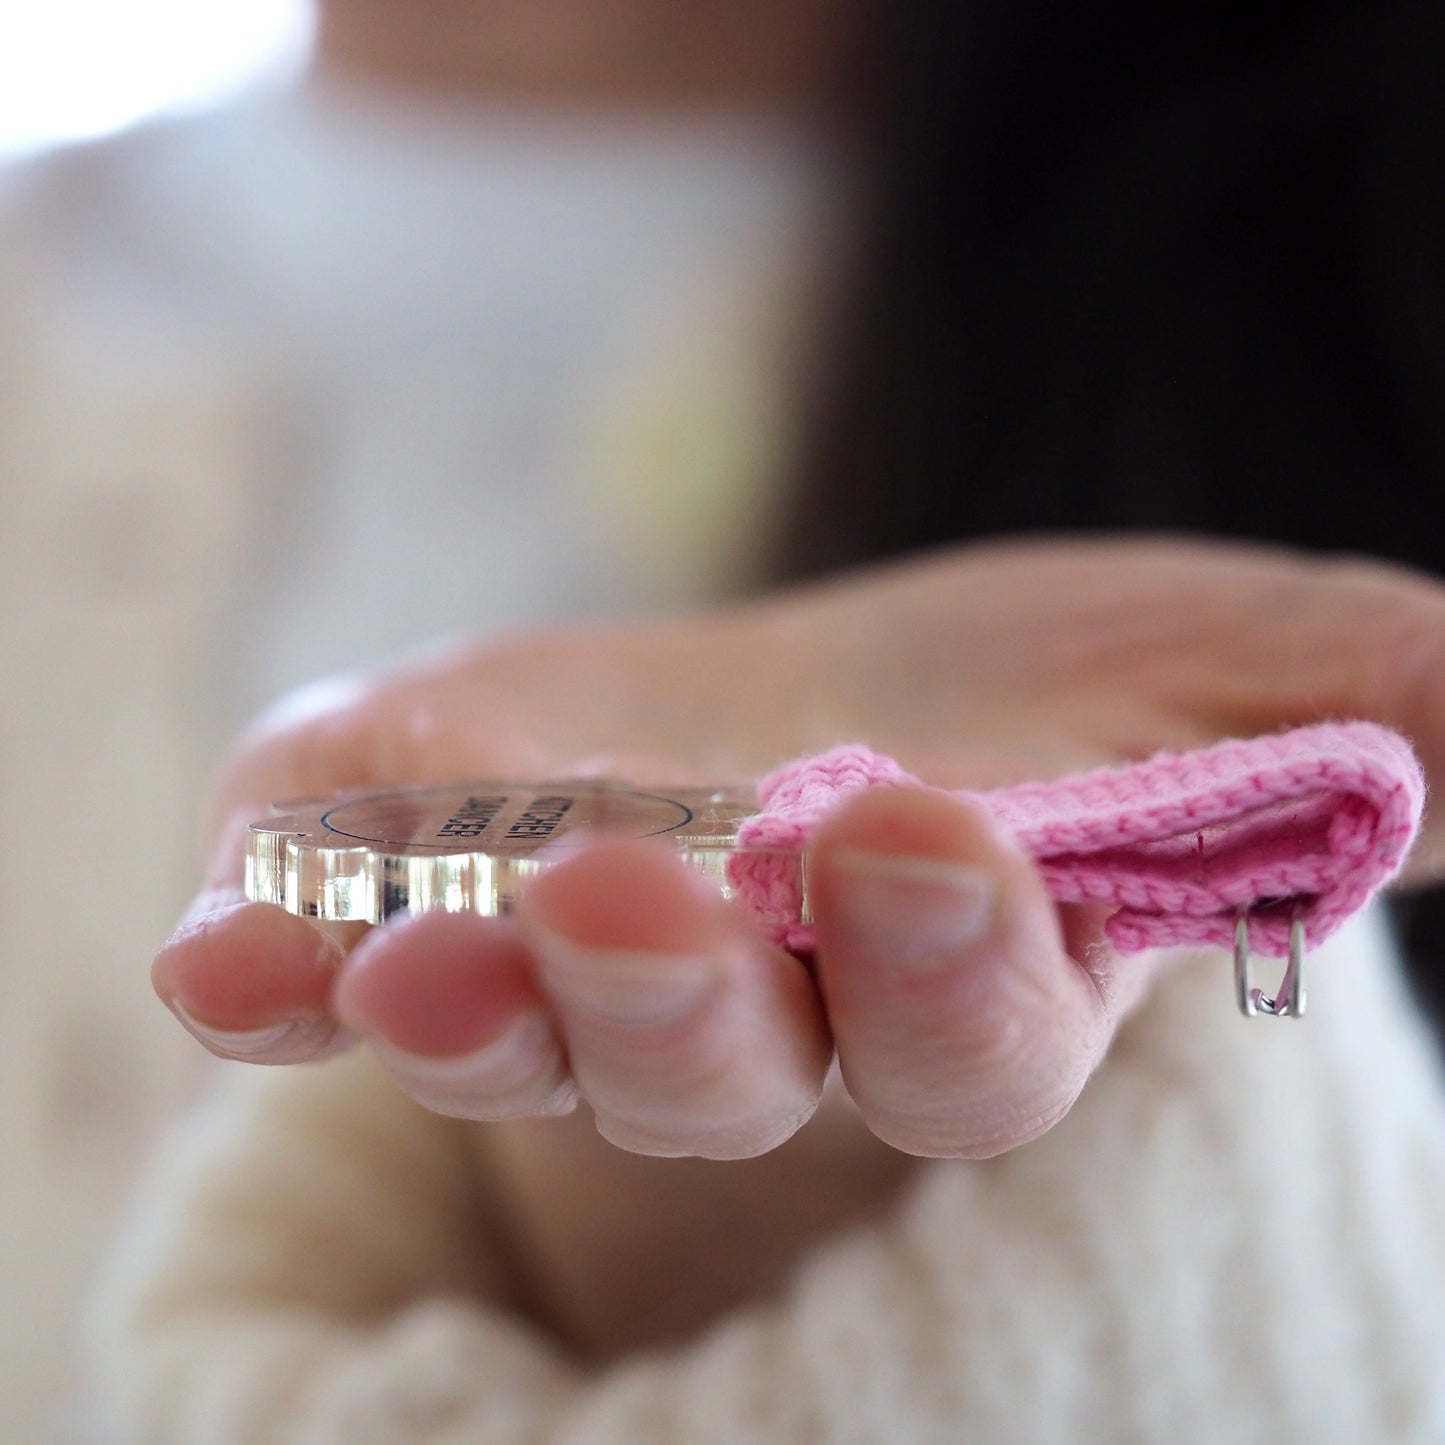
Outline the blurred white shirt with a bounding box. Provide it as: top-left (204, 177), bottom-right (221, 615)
top-left (3, 79), bottom-right (842, 725)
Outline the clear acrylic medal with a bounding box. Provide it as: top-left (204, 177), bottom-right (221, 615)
top-left (246, 779), bottom-right (806, 924)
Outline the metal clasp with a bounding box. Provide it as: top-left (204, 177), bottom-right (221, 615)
top-left (1234, 912), bottom-right (1306, 1018)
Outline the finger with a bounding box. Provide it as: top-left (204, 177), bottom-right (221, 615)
top-left (1277, 556), bottom-right (1445, 881)
top-left (809, 786), bottom-right (1117, 1159)
top-left (1086, 545), bottom-right (1445, 878)
top-left (152, 886), bottom-right (349, 1063)
top-left (333, 912), bottom-right (577, 1120)
top-left (517, 839), bottom-right (832, 1160)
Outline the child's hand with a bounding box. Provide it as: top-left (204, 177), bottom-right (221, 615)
top-left (152, 537), bottom-right (1445, 1160)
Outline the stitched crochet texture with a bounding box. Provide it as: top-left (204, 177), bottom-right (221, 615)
top-left (729, 722), bottom-right (1424, 958)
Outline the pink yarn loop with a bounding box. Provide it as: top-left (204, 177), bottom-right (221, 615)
top-left (728, 723), bottom-right (1424, 958)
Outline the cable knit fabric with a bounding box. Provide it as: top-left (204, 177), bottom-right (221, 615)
top-left (85, 909), bottom-right (1445, 1442)
top-left (731, 722), bottom-right (1424, 957)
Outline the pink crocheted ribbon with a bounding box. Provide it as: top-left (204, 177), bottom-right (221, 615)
top-left (729, 722), bottom-right (1424, 958)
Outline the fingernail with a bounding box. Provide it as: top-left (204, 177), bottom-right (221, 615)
top-left (826, 848), bottom-right (995, 967)
top-left (371, 1011), bottom-right (578, 1116)
top-left (530, 924), bottom-right (717, 1026)
top-left (170, 1000), bottom-right (302, 1056)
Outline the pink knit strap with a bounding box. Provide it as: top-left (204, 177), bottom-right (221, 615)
top-left (730, 722), bottom-right (1424, 958)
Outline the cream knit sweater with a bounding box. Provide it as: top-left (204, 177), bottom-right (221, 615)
top-left (86, 909), bottom-right (1445, 1443)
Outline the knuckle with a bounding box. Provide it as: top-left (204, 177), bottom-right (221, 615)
top-left (844, 992), bottom-right (1099, 1159)
top-left (582, 1028), bottom-right (820, 1159)
top-left (595, 1097), bottom-right (815, 1160)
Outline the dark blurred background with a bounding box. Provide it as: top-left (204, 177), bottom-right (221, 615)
top-left (775, 0), bottom-right (1445, 1031)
